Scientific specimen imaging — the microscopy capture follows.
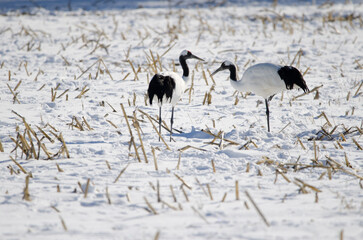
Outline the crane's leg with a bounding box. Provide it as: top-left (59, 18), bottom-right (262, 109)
top-left (265, 99), bottom-right (270, 132)
top-left (170, 107), bottom-right (174, 142)
top-left (158, 106), bottom-right (162, 141)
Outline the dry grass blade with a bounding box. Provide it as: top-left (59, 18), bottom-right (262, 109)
top-left (114, 164), bottom-right (129, 183)
top-left (221, 192), bottom-right (228, 202)
top-left (336, 140), bottom-right (344, 149)
top-left (176, 151), bottom-right (181, 170)
top-left (239, 139), bottom-right (259, 150)
top-left (106, 101), bottom-right (117, 112)
top-left (17, 133), bottom-right (31, 158)
top-left (82, 117), bottom-right (93, 131)
top-left (292, 84), bottom-right (323, 101)
top-left (23, 175), bottom-right (31, 201)
top-left (302, 67), bottom-right (310, 76)
top-left (202, 129), bottom-right (239, 146)
top-left (161, 42), bottom-right (177, 57)
top-left (128, 60), bottom-right (139, 81)
top-left (0, 139), bottom-right (4, 152)
top-left (235, 180), bottom-right (240, 200)
top-left (245, 190), bottom-right (270, 227)
top-left (318, 172), bottom-right (327, 180)
top-left (152, 147), bottom-right (158, 171)
top-left (257, 156), bottom-right (278, 166)
top-left (211, 159), bottom-right (216, 173)
top-left (77, 182), bottom-right (84, 193)
top-left (7, 83), bottom-right (21, 104)
top-left (77, 59), bottom-right (99, 80)
top-left (174, 174), bottom-right (192, 190)
top-left (161, 200), bottom-right (178, 211)
top-left (84, 178), bottom-right (91, 198)
top-left (290, 49), bottom-right (303, 66)
top-left (344, 153), bottom-right (352, 168)
top-left (206, 184), bottom-right (213, 200)
top-left (10, 156), bottom-right (27, 174)
top-left (296, 137), bottom-right (306, 150)
top-left (59, 133), bottom-right (70, 158)
top-left (38, 84), bottom-right (45, 91)
top-left (154, 231), bottom-right (161, 240)
top-left (106, 120), bottom-right (118, 129)
top-left (75, 85), bottom-right (90, 99)
top-left (202, 70), bottom-right (209, 86)
top-left (156, 180), bottom-right (161, 202)
top-left (149, 49), bottom-right (158, 73)
top-left (51, 88), bottom-right (57, 102)
top-left (325, 156), bottom-right (363, 180)
top-left (144, 197), bottom-right (158, 215)
top-left (51, 205), bottom-right (60, 213)
top-left (170, 185), bottom-right (177, 202)
top-left (14, 80), bottom-right (22, 91)
top-left (352, 138), bottom-right (362, 150)
top-left (40, 143), bottom-right (52, 159)
top-left (207, 69), bottom-right (216, 85)
top-left (133, 112), bottom-right (148, 163)
top-left (121, 104), bottom-right (141, 162)
top-left (195, 177), bottom-right (208, 197)
top-left (316, 112), bottom-right (332, 127)
top-left (191, 206), bottom-right (209, 224)
top-left (7, 165), bottom-right (17, 175)
top-left (138, 109), bottom-right (171, 150)
top-left (105, 160), bottom-right (111, 170)
top-left (353, 81), bottom-right (362, 97)
top-left (246, 162), bottom-right (250, 172)
top-left (106, 187), bottom-right (111, 204)
top-left (36, 126), bottom-right (54, 143)
top-left (138, 108), bottom-right (181, 133)
top-left (313, 140), bottom-right (318, 164)
top-left (340, 229), bottom-right (344, 240)
top-left (56, 163), bottom-right (64, 172)
top-left (61, 55), bottom-right (70, 66)
top-left (100, 59), bottom-right (114, 80)
top-left (294, 178), bottom-right (321, 192)
top-left (59, 215), bottom-right (68, 231)
top-left (178, 145), bottom-right (206, 152)
top-left (122, 72), bottom-right (130, 81)
top-left (10, 135), bottom-right (25, 157)
top-left (278, 122), bottom-right (291, 133)
top-left (276, 169), bottom-right (291, 183)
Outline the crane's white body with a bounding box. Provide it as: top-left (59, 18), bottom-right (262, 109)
top-left (151, 71), bottom-right (188, 107)
top-left (232, 63), bottom-right (285, 99)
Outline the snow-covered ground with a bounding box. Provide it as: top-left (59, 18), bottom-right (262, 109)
top-left (0, 0), bottom-right (362, 239)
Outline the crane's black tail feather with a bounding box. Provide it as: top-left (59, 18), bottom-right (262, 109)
top-left (278, 66), bottom-right (309, 93)
top-left (148, 74), bottom-right (176, 105)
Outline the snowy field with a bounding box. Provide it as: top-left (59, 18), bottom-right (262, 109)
top-left (0, 0), bottom-right (362, 239)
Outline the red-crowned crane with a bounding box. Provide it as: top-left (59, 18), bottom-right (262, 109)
top-left (148, 50), bottom-right (204, 141)
top-left (212, 61), bottom-right (309, 132)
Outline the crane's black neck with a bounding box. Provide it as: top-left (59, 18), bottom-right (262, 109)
top-left (228, 65), bottom-right (237, 81)
top-left (179, 56), bottom-right (189, 78)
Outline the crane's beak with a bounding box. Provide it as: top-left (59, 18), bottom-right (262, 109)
top-left (211, 66), bottom-right (223, 76)
top-left (191, 54), bottom-right (204, 62)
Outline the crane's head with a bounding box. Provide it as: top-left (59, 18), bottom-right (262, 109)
top-left (211, 61), bottom-right (235, 75)
top-left (180, 50), bottom-right (204, 61)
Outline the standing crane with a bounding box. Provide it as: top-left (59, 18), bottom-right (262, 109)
top-left (212, 61), bottom-right (309, 132)
top-left (148, 50), bottom-right (204, 141)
